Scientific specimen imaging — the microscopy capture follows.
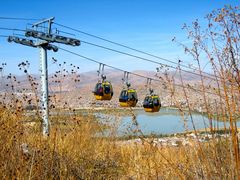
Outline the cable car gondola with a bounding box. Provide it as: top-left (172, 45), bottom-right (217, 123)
top-left (143, 89), bottom-right (161, 112)
top-left (119, 71), bottom-right (138, 107)
top-left (93, 78), bottom-right (113, 100)
top-left (93, 64), bottom-right (113, 100)
top-left (119, 87), bottom-right (138, 107)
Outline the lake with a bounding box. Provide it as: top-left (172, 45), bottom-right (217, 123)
top-left (96, 108), bottom-right (235, 135)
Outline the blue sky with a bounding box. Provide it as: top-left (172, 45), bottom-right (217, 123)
top-left (0, 0), bottom-right (238, 75)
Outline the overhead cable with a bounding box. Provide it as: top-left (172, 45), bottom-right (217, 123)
top-left (58, 47), bottom-right (220, 96)
top-left (80, 40), bottom-right (218, 81)
top-left (54, 22), bottom-right (218, 79)
top-left (0, 26), bottom-right (223, 82)
top-left (0, 17), bottom-right (42, 21)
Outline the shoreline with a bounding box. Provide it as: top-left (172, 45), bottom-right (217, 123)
top-left (116, 128), bottom-right (236, 147)
top-left (72, 106), bottom-right (205, 114)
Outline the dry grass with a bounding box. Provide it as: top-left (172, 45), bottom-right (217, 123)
top-left (0, 106), bottom-right (237, 179)
top-left (0, 108), bottom-right (123, 179)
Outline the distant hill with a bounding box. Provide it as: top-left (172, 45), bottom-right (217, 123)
top-left (0, 69), bottom-right (213, 108)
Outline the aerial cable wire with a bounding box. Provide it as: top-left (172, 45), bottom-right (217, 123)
top-left (0, 35), bottom-right (8, 38)
top-left (0, 30), bottom-right (222, 96)
top-left (0, 27), bottom-right (26, 32)
top-left (0, 23), bottom-right (225, 81)
top-left (0, 26), bottom-right (229, 88)
top-left (1, 26), bottom-right (234, 93)
top-left (0, 26), bottom-right (223, 82)
top-left (58, 47), bottom-right (220, 96)
top-left (0, 17), bottom-right (42, 21)
top-left (54, 22), bottom-right (218, 79)
top-left (80, 40), bottom-right (218, 81)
